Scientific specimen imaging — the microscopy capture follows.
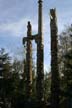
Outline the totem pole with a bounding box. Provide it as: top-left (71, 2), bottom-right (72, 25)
top-left (50, 9), bottom-right (60, 108)
top-left (36, 0), bottom-right (44, 101)
top-left (23, 0), bottom-right (44, 101)
top-left (23, 22), bottom-right (32, 99)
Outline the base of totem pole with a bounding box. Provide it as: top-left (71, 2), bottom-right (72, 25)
top-left (13, 98), bottom-right (50, 108)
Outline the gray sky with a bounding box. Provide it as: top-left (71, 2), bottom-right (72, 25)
top-left (0, 0), bottom-right (72, 71)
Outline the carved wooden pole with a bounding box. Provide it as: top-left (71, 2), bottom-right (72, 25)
top-left (23, 21), bottom-right (32, 99)
top-left (26, 21), bottom-right (32, 99)
top-left (36, 0), bottom-right (44, 101)
top-left (50, 9), bottom-right (60, 108)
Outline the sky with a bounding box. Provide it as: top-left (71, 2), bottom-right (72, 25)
top-left (0, 0), bottom-right (72, 71)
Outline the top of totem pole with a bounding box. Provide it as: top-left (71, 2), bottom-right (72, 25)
top-left (38, 0), bottom-right (43, 4)
top-left (50, 8), bottom-right (56, 20)
top-left (27, 21), bottom-right (31, 27)
top-left (50, 8), bottom-right (56, 16)
top-left (27, 21), bottom-right (31, 32)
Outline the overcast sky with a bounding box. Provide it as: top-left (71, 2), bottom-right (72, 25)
top-left (0, 0), bottom-right (72, 71)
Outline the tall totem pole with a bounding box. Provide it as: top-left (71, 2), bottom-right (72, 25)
top-left (50, 9), bottom-right (60, 108)
top-left (36, 0), bottom-right (44, 101)
top-left (23, 0), bottom-right (44, 101)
